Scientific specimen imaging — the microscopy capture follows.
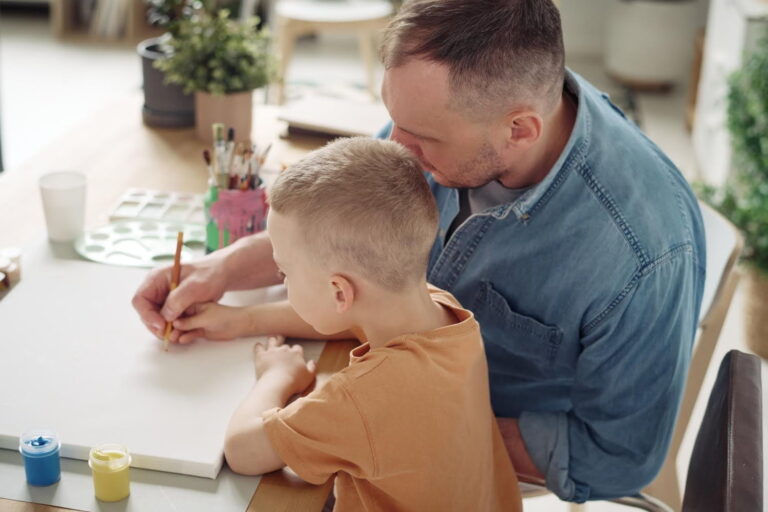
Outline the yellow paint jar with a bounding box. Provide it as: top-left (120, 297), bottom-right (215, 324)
top-left (88, 444), bottom-right (131, 502)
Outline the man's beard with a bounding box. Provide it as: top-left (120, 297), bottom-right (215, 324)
top-left (437, 141), bottom-right (510, 189)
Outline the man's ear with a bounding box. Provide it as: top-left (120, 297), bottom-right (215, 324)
top-left (330, 274), bottom-right (355, 313)
top-left (503, 110), bottom-right (544, 150)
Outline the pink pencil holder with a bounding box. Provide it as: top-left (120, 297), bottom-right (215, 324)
top-left (207, 186), bottom-right (268, 250)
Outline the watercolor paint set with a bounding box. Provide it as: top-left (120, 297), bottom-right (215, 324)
top-left (108, 189), bottom-right (205, 226)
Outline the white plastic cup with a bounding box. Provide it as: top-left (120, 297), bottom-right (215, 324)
top-left (39, 171), bottom-right (86, 242)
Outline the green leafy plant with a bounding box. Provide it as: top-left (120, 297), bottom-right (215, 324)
top-left (153, 9), bottom-right (273, 95)
top-left (698, 35), bottom-right (768, 275)
top-left (145, 0), bottom-right (243, 36)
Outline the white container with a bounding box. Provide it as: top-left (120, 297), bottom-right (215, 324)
top-left (605, 0), bottom-right (699, 87)
top-left (38, 171), bottom-right (87, 242)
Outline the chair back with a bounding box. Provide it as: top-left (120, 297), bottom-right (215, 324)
top-left (699, 203), bottom-right (743, 326)
top-left (682, 350), bottom-right (763, 512)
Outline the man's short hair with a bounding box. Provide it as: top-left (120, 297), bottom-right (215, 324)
top-left (380, 0), bottom-right (565, 116)
top-left (269, 137), bottom-right (439, 291)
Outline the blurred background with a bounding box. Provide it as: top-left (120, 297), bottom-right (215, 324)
top-left (0, 0), bottom-right (713, 174)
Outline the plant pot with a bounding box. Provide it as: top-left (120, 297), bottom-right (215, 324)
top-left (744, 267), bottom-right (768, 360)
top-left (194, 91), bottom-right (253, 144)
top-left (138, 37), bottom-right (195, 128)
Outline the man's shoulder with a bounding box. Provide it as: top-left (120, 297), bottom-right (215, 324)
top-left (573, 72), bottom-right (679, 186)
top-left (564, 74), bottom-right (704, 262)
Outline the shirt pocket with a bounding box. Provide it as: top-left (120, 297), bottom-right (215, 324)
top-left (470, 280), bottom-right (563, 380)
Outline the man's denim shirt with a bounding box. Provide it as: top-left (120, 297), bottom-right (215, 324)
top-left (380, 70), bottom-right (706, 502)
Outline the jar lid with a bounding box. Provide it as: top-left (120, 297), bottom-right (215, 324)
top-left (19, 430), bottom-right (60, 456)
top-left (88, 444), bottom-right (131, 472)
top-left (0, 246), bottom-right (21, 265)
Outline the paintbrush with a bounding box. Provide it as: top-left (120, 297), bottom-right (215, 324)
top-left (203, 149), bottom-right (214, 183)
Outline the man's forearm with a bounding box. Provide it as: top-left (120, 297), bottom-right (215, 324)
top-left (496, 417), bottom-right (545, 484)
top-left (219, 232), bottom-right (282, 291)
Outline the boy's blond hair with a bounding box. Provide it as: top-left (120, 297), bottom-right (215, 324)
top-left (269, 137), bottom-right (438, 291)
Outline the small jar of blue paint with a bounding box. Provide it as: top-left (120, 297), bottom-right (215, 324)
top-left (19, 430), bottom-right (61, 486)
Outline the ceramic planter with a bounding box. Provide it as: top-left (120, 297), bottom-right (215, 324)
top-left (194, 91), bottom-right (253, 144)
top-left (137, 37), bottom-right (195, 128)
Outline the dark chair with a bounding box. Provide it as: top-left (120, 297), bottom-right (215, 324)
top-left (521, 349), bottom-right (763, 512)
top-left (681, 349), bottom-right (763, 512)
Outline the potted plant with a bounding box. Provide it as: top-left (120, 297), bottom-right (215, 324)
top-left (138, 1), bottom-right (245, 128)
top-left (698, 35), bottom-right (768, 359)
top-left (154, 9), bottom-right (273, 143)
top-left (138, 0), bottom-right (199, 128)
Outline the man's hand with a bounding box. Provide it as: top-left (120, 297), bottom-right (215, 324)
top-left (132, 258), bottom-right (229, 340)
top-left (254, 337), bottom-right (317, 398)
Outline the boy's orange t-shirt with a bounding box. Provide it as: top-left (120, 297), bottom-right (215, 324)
top-left (262, 286), bottom-right (522, 511)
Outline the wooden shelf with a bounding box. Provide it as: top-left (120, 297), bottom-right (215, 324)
top-left (50, 0), bottom-right (163, 44)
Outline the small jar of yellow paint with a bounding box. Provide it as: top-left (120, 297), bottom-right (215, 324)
top-left (88, 444), bottom-right (131, 502)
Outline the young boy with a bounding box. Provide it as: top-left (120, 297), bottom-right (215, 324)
top-left (177, 137), bottom-right (522, 511)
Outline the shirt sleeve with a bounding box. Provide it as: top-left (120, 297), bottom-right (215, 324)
top-left (262, 375), bottom-right (375, 485)
top-left (519, 247), bottom-right (703, 502)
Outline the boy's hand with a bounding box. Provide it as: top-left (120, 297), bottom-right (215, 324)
top-left (254, 337), bottom-right (317, 397)
top-left (172, 302), bottom-right (250, 343)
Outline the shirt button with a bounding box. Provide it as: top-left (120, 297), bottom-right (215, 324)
top-left (521, 214), bottom-right (530, 221)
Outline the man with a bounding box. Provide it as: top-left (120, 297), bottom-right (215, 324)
top-left (133, 0), bottom-right (706, 502)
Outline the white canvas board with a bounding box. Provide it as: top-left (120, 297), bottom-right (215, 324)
top-left (0, 238), bottom-right (325, 478)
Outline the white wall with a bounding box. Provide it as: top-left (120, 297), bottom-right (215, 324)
top-left (561, 0), bottom-right (613, 57)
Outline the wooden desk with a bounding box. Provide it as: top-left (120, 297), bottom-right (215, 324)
top-left (0, 93), bottom-right (355, 512)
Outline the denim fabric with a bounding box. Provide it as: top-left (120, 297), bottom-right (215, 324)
top-left (377, 70), bottom-right (706, 502)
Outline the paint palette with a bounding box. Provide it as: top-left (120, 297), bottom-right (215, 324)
top-left (74, 221), bottom-right (206, 267)
top-left (109, 189), bottom-right (206, 225)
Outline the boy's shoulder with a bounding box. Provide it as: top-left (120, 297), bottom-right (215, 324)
top-left (301, 284), bottom-right (482, 404)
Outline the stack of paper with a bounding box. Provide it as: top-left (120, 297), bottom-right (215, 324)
top-left (278, 95), bottom-right (391, 138)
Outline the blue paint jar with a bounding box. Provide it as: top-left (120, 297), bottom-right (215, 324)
top-left (19, 430), bottom-right (61, 486)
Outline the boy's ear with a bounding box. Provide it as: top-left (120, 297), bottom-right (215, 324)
top-left (330, 274), bottom-right (355, 313)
